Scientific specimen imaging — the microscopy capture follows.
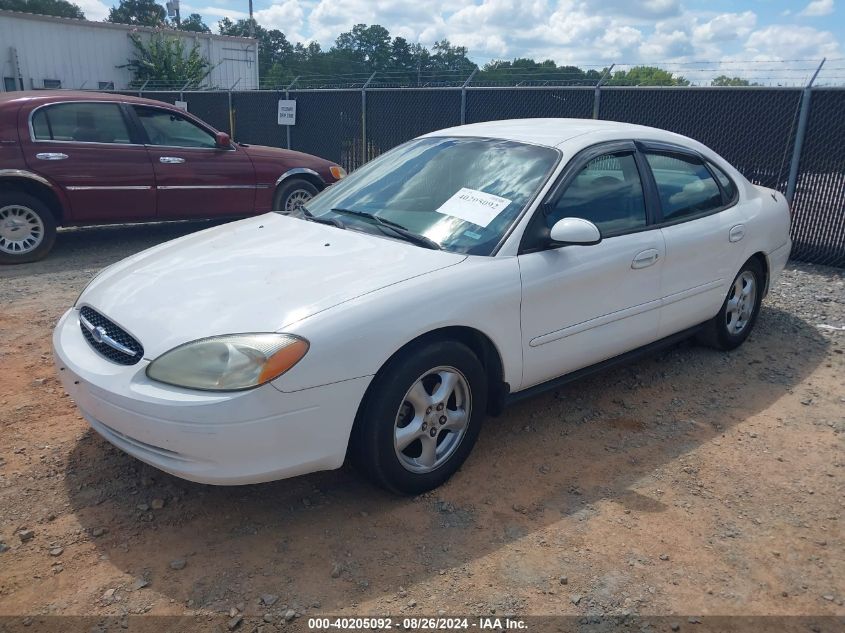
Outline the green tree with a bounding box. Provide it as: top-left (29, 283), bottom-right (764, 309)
top-left (107, 0), bottom-right (165, 26)
top-left (120, 32), bottom-right (212, 87)
top-left (711, 75), bottom-right (753, 86)
top-left (479, 58), bottom-right (592, 85)
top-left (219, 18), bottom-right (293, 79)
top-left (609, 66), bottom-right (689, 86)
top-left (333, 24), bottom-right (392, 70)
top-left (178, 13), bottom-right (209, 33)
top-left (430, 39), bottom-right (475, 73)
top-left (0, 0), bottom-right (84, 18)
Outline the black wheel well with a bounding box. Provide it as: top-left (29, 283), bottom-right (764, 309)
top-left (275, 174), bottom-right (324, 197)
top-left (749, 251), bottom-right (770, 296)
top-left (346, 326), bottom-right (508, 464)
top-left (0, 178), bottom-right (64, 224)
top-left (376, 327), bottom-right (508, 416)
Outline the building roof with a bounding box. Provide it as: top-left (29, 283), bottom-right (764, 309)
top-left (0, 9), bottom-right (256, 44)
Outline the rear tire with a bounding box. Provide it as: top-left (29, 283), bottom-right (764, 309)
top-left (696, 258), bottom-right (764, 351)
top-left (0, 192), bottom-right (57, 264)
top-left (272, 178), bottom-right (318, 214)
top-left (350, 341), bottom-right (488, 494)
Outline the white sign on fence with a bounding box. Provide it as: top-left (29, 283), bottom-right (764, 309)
top-left (174, 100), bottom-right (188, 111)
top-left (277, 100), bottom-right (297, 125)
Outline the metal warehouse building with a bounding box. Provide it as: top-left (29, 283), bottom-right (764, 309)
top-left (0, 10), bottom-right (259, 91)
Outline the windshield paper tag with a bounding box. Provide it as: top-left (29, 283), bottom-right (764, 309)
top-left (435, 188), bottom-right (512, 228)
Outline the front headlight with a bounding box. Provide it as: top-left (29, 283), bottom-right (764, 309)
top-left (146, 333), bottom-right (309, 391)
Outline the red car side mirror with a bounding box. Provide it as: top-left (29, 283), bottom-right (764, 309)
top-left (215, 132), bottom-right (232, 149)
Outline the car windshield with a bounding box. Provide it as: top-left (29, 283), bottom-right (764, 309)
top-left (300, 136), bottom-right (560, 255)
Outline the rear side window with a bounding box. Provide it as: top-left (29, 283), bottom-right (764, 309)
top-left (645, 152), bottom-right (723, 222)
top-left (546, 152), bottom-right (647, 236)
top-left (31, 103), bottom-right (131, 144)
top-left (708, 161), bottom-right (737, 201)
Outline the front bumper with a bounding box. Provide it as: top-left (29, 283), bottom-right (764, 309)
top-left (53, 308), bottom-right (371, 485)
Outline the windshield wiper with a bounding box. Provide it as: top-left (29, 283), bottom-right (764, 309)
top-left (300, 206), bottom-right (346, 229)
top-left (329, 208), bottom-right (441, 250)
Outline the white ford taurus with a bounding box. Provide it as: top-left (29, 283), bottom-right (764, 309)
top-left (53, 119), bottom-right (792, 493)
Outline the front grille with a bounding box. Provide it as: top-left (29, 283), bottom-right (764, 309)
top-left (79, 306), bottom-right (144, 365)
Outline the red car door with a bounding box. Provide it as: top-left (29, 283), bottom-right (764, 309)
top-left (21, 100), bottom-right (156, 223)
top-left (130, 105), bottom-right (256, 219)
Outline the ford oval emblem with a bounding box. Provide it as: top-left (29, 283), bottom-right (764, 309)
top-left (92, 326), bottom-right (107, 344)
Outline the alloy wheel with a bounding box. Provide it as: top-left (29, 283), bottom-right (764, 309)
top-left (394, 366), bottom-right (472, 473)
top-left (284, 189), bottom-right (313, 213)
top-left (0, 205), bottom-right (45, 255)
top-left (725, 270), bottom-right (756, 335)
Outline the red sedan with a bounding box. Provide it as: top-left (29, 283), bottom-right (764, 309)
top-left (0, 91), bottom-right (346, 263)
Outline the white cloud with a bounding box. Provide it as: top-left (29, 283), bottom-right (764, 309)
top-left (255, 0), bottom-right (305, 36)
top-left (170, 0), bottom-right (843, 83)
top-left (745, 24), bottom-right (840, 59)
top-left (181, 4), bottom-right (250, 21)
top-left (76, 0), bottom-right (110, 21)
top-left (587, 0), bottom-right (681, 20)
top-left (800, 0), bottom-right (835, 17)
top-left (639, 28), bottom-right (695, 59)
top-left (692, 11), bottom-right (756, 43)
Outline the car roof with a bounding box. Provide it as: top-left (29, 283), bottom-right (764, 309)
top-left (421, 118), bottom-right (694, 150)
top-left (0, 91), bottom-right (178, 109)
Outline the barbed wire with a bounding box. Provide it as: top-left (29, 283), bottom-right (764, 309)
top-left (71, 58), bottom-right (845, 91)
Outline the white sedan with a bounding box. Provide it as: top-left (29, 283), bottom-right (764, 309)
top-left (53, 119), bottom-right (792, 494)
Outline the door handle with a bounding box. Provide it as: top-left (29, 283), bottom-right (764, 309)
top-left (159, 156), bottom-right (185, 164)
top-left (729, 224), bottom-right (745, 242)
top-left (632, 249), bottom-right (660, 269)
top-left (36, 152), bottom-right (68, 160)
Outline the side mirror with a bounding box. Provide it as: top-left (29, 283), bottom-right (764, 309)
top-left (548, 217), bottom-right (602, 246)
top-left (215, 132), bottom-right (232, 149)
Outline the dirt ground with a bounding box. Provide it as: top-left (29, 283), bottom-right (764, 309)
top-left (0, 222), bottom-right (843, 631)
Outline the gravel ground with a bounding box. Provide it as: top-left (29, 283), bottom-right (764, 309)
top-left (0, 222), bottom-right (843, 632)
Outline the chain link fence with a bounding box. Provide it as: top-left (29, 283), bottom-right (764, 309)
top-left (789, 88), bottom-right (845, 266)
top-left (466, 87), bottom-right (595, 123)
top-left (133, 85), bottom-right (843, 267)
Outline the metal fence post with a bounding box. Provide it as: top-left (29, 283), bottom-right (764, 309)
top-left (786, 58), bottom-right (825, 204)
top-left (460, 68), bottom-right (478, 125)
top-left (138, 79), bottom-right (149, 98)
top-left (227, 89), bottom-right (234, 138)
top-left (361, 72), bottom-right (377, 166)
top-left (286, 76), bottom-right (299, 151)
top-left (592, 64), bottom-right (614, 119)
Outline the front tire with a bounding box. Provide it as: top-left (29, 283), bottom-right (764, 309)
top-left (272, 178), bottom-right (318, 214)
top-left (697, 258), bottom-right (764, 350)
top-left (351, 341), bottom-right (488, 494)
top-left (0, 193), bottom-right (57, 264)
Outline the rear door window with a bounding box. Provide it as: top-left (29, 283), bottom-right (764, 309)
top-left (707, 161), bottom-right (737, 202)
top-left (31, 102), bottom-right (131, 144)
top-left (645, 152), bottom-right (723, 222)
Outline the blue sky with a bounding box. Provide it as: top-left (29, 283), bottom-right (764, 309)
top-left (79, 1), bottom-right (844, 82)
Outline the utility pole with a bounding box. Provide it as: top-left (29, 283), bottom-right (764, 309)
top-left (166, 0), bottom-right (181, 28)
top-left (248, 0), bottom-right (255, 38)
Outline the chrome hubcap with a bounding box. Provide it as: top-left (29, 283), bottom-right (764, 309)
top-left (394, 366), bottom-right (471, 474)
top-left (0, 205), bottom-right (44, 255)
top-left (725, 271), bottom-right (756, 335)
top-left (284, 189), bottom-right (312, 213)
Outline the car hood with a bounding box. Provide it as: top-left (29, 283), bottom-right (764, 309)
top-left (240, 143), bottom-right (324, 164)
top-left (79, 214), bottom-right (466, 360)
